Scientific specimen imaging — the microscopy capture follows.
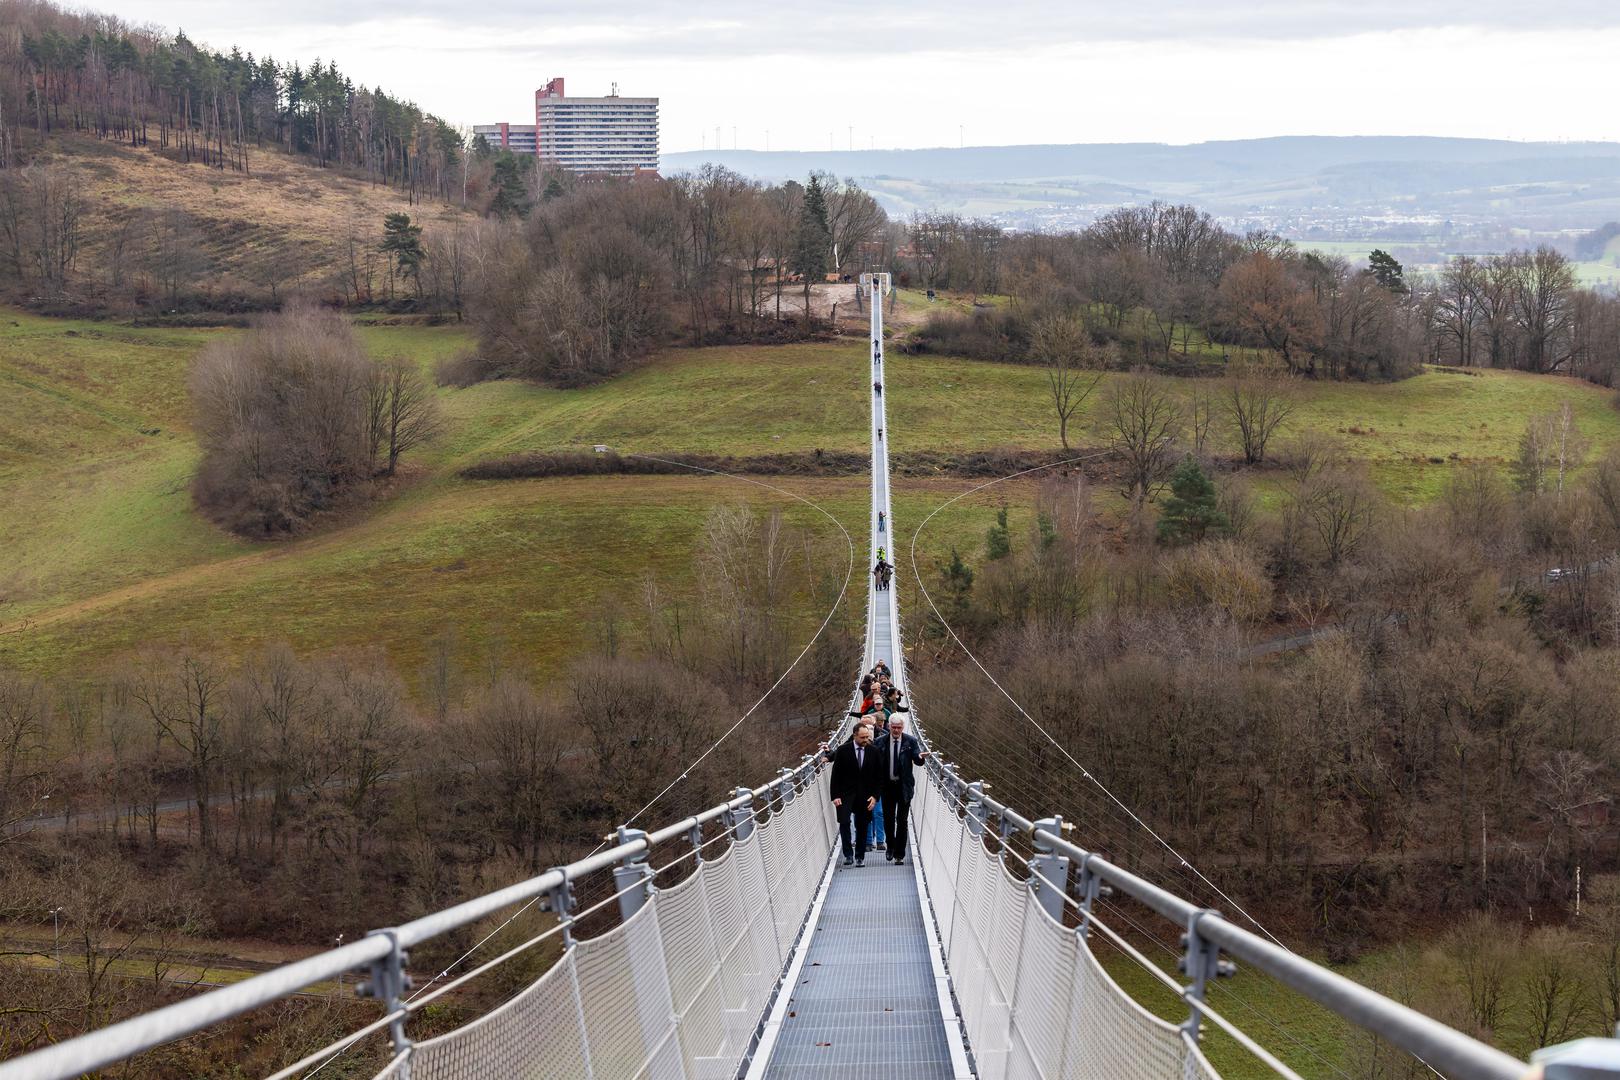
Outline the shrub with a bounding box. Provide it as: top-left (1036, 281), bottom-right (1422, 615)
top-left (1163, 540), bottom-right (1273, 623)
top-left (906, 307), bottom-right (1031, 363)
top-left (433, 349), bottom-right (498, 388)
top-left (191, 305), bottom-right (438, 535)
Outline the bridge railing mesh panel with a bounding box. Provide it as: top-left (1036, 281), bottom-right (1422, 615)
top-left (913, 775), bottom-right (1220, 1080)
top-left (397, 769), bottom-right (833, 1080)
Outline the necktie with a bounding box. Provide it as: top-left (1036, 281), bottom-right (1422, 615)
top-left (890, 738), bottom-right (898, 780)
top-left (856, 748), bottom-right (864, 769)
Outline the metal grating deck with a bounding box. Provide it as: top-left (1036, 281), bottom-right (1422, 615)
top-left (762, 858), bottom-right (956, 1078)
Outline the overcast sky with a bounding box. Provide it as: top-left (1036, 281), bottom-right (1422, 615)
top-left (119, 1), bottom-right (1620, 152)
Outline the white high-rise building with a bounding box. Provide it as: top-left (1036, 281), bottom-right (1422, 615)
top-left (475, 78), bottom-right (659, 176)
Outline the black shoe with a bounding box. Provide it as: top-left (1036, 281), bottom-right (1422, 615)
top-left (885, 851), bottom-right (894, 861)
top-left (875, 841), bottom-right (886, 850)
top-left (843, 856), bottom-right (853, 866)
top-left (855, 859), bottom-right (865, 868)
top-left (894, 857), bottom-right (905, 865)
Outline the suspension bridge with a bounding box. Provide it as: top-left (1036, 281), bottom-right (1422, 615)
top-left (1, 276), bottom-right (1613, 1080)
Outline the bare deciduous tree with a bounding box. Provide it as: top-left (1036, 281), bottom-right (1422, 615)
top-left (1218, 252), bottom-right (1320, 374)
top-left (367, 358), bottom-right (443, 475)
top-left (0, 163), bottom-right (83, 287)
top-left (0, 673), bottom-right (48, 841)
top-left (1519, 928), bottom-right (1590, 1051)
top-left (1304, 467), bottom-right (1379, 565)
top-left (132, 649), bottom-right (227, 852)
top-left (1031, 312), bottom-right (1105, 449)
top-left (1105, 370), bottom-right (1183, 505)
top-left (462, 676), bottom-right (569, 871)
top-left (1514, 401), bottom-right (1587, 499)
top-left (1447, 913), bottom-right (1511, 1040)
top-left (1223, 364), bottom-right (1296, 464)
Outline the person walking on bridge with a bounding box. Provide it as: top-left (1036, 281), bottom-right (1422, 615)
top-left (849, 675), bottom-right (881, 719)
top-left (874, 716), bottom-right (926, 864)
top-left (826, 723), bottom-right (883, 867)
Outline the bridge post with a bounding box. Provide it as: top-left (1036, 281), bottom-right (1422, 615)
top-left (1075, 853), bottom-right (1112, 940)
top-left (965, 781), bottom-right (987, 837)
top-left (687, 821), bottom-right (705, 863)
top-left (1178, 909), bottom-right (1236, 1042)
top-left (727, 788), bottom-right (756, 842)
top-left (356, 928), bottom-right (414, 1072)
top-left (613, 827), bottom-right (653, 923)
top-left (1028, 816), bottom-right (1072, 925)
top-left (778, 767), bottom-right (795, 807)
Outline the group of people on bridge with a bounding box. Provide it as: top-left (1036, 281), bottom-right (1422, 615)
top-left (823, 660), bottom-right (925, 867)
top-left (872, 546), bottom-right (893, 591)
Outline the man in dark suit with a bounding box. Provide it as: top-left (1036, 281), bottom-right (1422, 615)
top-left (873, 715), bottom-right (926, 864)
top-left (827, 722), bottom-right (883, 867)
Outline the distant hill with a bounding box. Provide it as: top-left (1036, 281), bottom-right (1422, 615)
top-left (665, 136), bottom-right (1620, 184)
top-left (664, 136), bottom-right (1620, 231)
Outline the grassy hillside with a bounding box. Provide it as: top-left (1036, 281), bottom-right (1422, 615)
top-left (48, 134), bottom-right (469, 301)
top-left (456, 340), bottom-right (1619, 502)
top-left (5, 311), bottom-right (1619, 685)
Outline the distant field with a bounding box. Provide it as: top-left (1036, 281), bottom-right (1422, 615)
top-left (1574, 258), bottom-right (1620, 289)
top-left (5, 310), bottom-right (1620, 683)
top-left (1298, 238), bottom-right (1620, 293)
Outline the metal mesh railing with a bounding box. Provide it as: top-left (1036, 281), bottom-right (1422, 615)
top-left (397, 772), bottom-right (835, 1080)
top-left (912, 773), bottom-right (1217, 1080)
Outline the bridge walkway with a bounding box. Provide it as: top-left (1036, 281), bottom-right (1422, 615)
top-left (756, 274), bottom-right (967, 1080)
top-left (762, 860), bottom-right (956, 1079)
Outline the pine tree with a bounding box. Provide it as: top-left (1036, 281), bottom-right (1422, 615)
top-left (791, 174), bottom-right (831, 325)
top-left (986, 506), bottom-right (1011, 560)
top-left (1368, 249), bottom-right (1406, 293)
top-left (379, 212), bottom-right (425, 298)
top-left (489, 152), bottom-right (530, 219)
top-left (1037, 511), bottom-right (1057, 550)
top-left (942, 548), bottom-right (974, 624)
top-left (1156, 458), bottom-right (1230, 545)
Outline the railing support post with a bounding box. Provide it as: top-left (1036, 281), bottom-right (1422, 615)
top-left (778, 767), bottom-right (795, 807)
top-left (357, 928), bottom-right (413, 1073)
top-left (965, 780), bottom-right (987, 837)
top-left (1029, 816), bottom-right (1072, 924)
top-left (727, 788), bottom-right (755, 842)
top-left (1179, 909), bottom-right (1236, 1041)
top-left (613, 828), bottom-right (653, 923)
top-left (543, 872), bottom-right (577, 947)
top-left (1075, 853), bottom-right (1112, 940)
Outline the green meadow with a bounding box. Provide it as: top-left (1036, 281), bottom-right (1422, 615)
top-left (4, 310), bottom-right (1617, 685)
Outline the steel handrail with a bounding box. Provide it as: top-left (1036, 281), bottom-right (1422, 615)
top-left (0, 753), bottom-right (827, 1080)
top-left (916, 761), bottom-right (1529, 1080)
